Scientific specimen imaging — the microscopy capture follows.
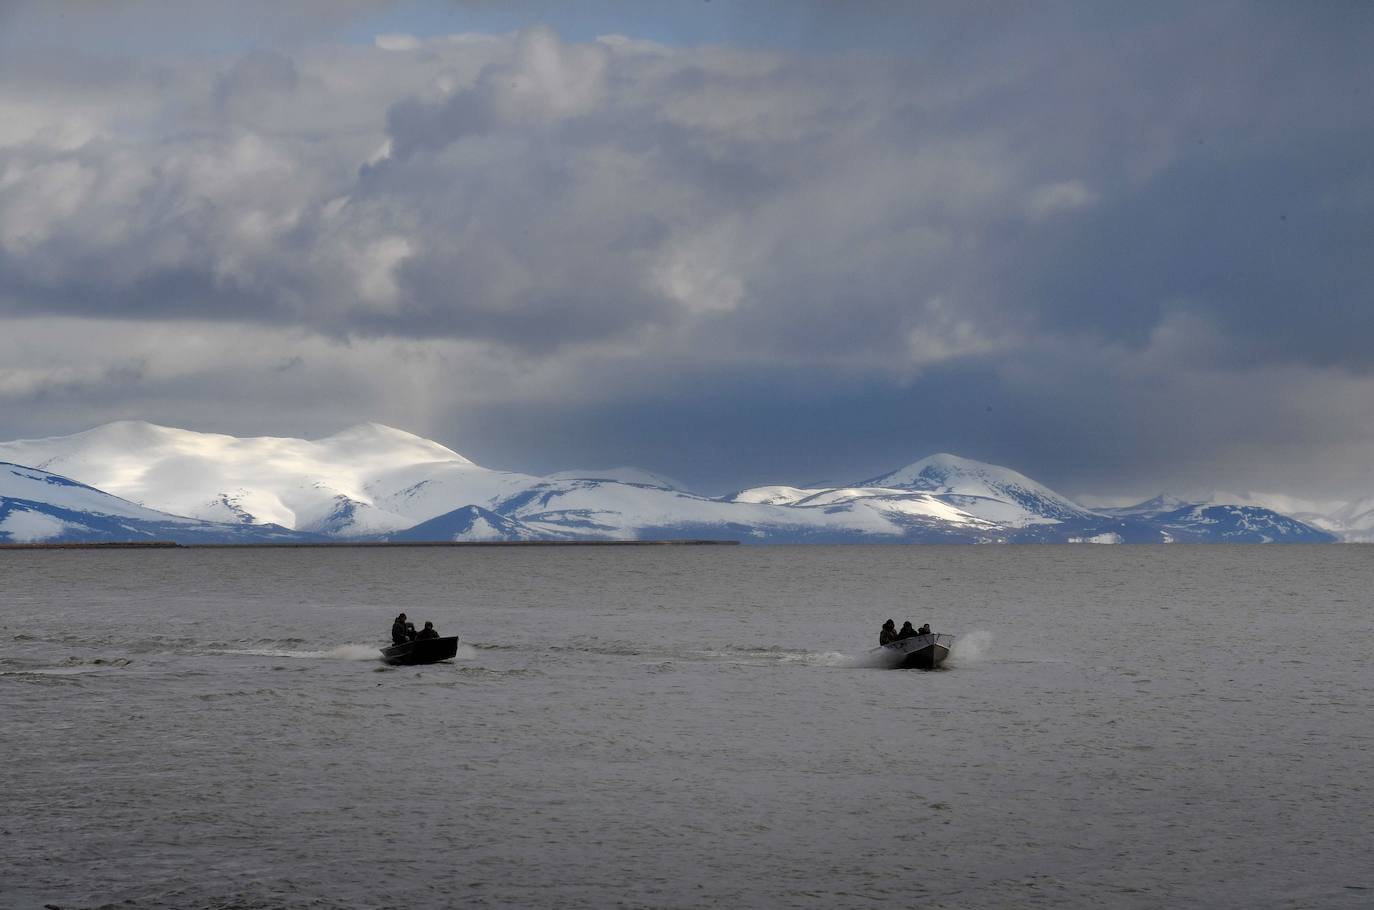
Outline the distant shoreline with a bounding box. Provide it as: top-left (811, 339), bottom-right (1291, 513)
top-left (0, 539), bottom-right (740, 550)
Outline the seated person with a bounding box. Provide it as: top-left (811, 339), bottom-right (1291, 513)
top-left (416, 621), bottom-right (440, 640)
top-left (878, 619), bottom-right (897, 645)
top-left (896, 621), bottom-right (917, 640)
top-left (391, 613), bottom-right (415, 645)
top-left (918, 623), bottom-right (931, 635)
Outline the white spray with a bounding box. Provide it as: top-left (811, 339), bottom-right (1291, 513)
top-left (948, 630), bottom-right (993, 666)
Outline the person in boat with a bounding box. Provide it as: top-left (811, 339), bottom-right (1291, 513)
top-left (416, 621), bottom-right (440, 640)
top-left (391, 613), bottom-right (416, 645)
top-left (918, 623), bottom-right (931, 635)
top-left (879, 619), bottom-right (898, 645)
top-left (896, 621), bottom-right (918, 640)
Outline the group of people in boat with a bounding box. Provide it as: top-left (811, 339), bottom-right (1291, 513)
top-left (391, 612), bottom-right (441, 645)
top-left (392, 611), bottom-right (922, 653)
top-left (878, 619), bottom-right (931, 645)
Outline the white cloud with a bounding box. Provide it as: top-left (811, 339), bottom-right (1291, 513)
top-left (1025, 179), bottom-right (1098, 221)
top-left (375, 33), bottom-right (422, 52)
top-left (906, 297), bottom-right (1011, 367)
top-left (501, 25), bottom-right (609, 121)
top-left (0, 100), bottom-right (105, 151)
top-left (653, 219), bottom-right (747, 314)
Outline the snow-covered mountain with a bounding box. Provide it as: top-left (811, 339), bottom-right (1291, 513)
top-left (0, 422), bottom-right (1339, 544)
top-left (1197, 491), bottom-right (1374, 542)
top-left (0, 462), bottom-right (313, 544)
top-left (0, 422), bottom-right (999, 543)
top-left (0, 421), bottom-right (523, 537)
top-left (1100, 495), bottom-right (1340, 543)
top-left (859, 453), bottom-right (1096, 526)
top-left (492, 478), bottom-right (1003, 543)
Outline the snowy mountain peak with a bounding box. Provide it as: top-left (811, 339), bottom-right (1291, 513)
top-left (727, 485), bottom-right (818, 506)
top-left (866, 453), bottom-right (1082, 502)
top-left (859, 452), bottom-right (1092, 524)
top-left (17, 419), bottom-right (193, 455)
top-left (317, 423), bottom-right (471, 465)
top-left (870, 452), bottom-right (1033, 486)
top-left (917, 452), bottom-right (984, 471)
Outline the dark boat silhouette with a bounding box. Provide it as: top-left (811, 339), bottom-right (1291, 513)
top-left (871, 632), bottom-right (953, 670)
top-left (379, 636), bottom-right (460, 666)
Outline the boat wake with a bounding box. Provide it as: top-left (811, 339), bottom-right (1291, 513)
top-left (837, 649), bottom-right (898, 670)
top-left (948, 630), bottom-right (993, 666)
top-left (0, 656), bottom-right (133, 677)
top-left (207, 643), bottom-right (380, 660)
top-left (746, 647), bottom-right (857, 668)
top-left (689, 645), bottom-right (866, 669)
top-left (208, 642), bottom-right (476, 662)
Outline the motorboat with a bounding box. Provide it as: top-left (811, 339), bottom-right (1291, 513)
top-left (872, 633), bottom-right (953, 670)
top-left (379, 635), bottom-right (460, 666)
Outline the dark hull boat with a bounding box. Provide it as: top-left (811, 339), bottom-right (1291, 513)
top-left (379, 636), bottom-right (460, 666)
top-left (872, 633), bottom-right (953, 670)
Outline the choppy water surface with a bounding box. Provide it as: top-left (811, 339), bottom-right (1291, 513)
top-left (1, 545), bottom-right (1371, 909)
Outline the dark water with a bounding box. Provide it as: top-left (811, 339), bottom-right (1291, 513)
top-left (1, 545), bottom-right (1371, 909)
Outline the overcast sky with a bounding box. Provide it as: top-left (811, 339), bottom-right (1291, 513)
top-left (1, 1), bottom-right (1372, 500)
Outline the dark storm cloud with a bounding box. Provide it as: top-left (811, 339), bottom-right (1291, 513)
top-left (452, 361), bottom-right (1012, 494)
top-left (449, 340), bottom-right (1374, 500)
top-left (1007, 145), bottom-right (1374, 366)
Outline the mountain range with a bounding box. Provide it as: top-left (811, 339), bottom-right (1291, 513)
top-left (0, 421), bottom-right (1339, 545)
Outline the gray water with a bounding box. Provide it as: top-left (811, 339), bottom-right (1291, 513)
top-left (1, 545), bottom-right (1371, 909)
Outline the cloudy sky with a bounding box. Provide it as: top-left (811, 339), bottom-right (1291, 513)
top-left (1, 1), bottom-right (1372, 501)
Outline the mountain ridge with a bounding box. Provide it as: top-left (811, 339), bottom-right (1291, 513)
top-left (0, 422), bottom-right (1341, 545)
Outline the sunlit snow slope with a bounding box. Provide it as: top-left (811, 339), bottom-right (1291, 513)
top-left (0, 422), bottom-right (503, 537)
top-left (0, 462), bottom-right (309, 544)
